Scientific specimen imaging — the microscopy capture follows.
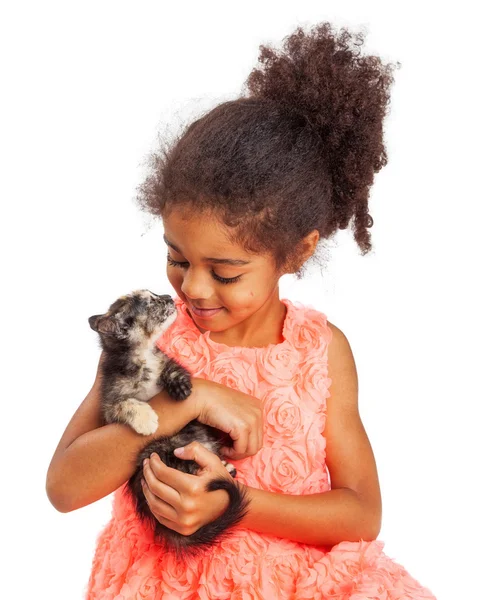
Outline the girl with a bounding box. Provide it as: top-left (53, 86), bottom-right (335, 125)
top-left (47, 22), bottom-right (437, 599)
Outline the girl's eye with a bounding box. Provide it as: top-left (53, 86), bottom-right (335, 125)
top-left (166, 254), bottom-right (242, 285)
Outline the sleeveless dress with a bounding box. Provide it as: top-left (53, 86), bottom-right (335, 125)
top-left (85, 295), bottom-right (437, 599)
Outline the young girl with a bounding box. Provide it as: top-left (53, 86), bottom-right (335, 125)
top-left (47, 22), bottom-right (437, 599)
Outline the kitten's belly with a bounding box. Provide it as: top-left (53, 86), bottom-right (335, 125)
top-left (130, 379), bottom-right (161, 402)
top-left (127, 353), bottom-right (165, 402)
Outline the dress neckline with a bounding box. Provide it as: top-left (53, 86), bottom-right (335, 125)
top-left (173, 295), bottom-right (293, 353)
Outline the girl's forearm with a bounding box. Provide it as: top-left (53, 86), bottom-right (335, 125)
top-left (46, 387), bottom-right (197, 513)
top-left (238, 483), bottom-right (380, 547)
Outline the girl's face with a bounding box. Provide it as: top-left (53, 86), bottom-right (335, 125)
top-left (162, 207), bottom-right (284, 335)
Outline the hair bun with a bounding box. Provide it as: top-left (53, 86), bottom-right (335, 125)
top-left (244, 21), bottom-right (399, 246)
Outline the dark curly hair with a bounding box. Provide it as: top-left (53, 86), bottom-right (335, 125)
top-left (135, 22), bottom-right (400, 279)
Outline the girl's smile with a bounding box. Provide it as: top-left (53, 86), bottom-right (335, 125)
top-left (189, 304), bottom-right (224, 319)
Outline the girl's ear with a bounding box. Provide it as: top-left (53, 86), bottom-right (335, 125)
top-left (286, 230), bottom-right (320, 273)
top-left (304, 229), bottom-right (320, 255)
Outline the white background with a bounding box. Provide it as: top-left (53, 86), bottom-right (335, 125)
top-left (2, 1), bottom-right (477, 599)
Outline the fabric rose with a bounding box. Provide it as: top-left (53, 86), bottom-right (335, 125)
top-left (294, 562), bottom-right (321, 599)
top-left (117, 512), bottom-right (152, 554)
top-left (156, 322), bottom-right (213, 375)
top-left (262, 387), bottom-right (305, 444)
top-left (310, 542), bottom-right (413, 599)
top-left (223, 542), bottom-right (274, 598)
top-left (195, 533), bottom-right (268, 598)
top-left (289, 308), bottom-right (332, 352)
top-left (87, 524), bottom-right (132, 599)
top-left (301, 421), bottom-right (330, 494)
top-left (117, 574), bottom-right (162, 600)
top-left (196, 551), bottom-right (233, 599)
top-left (252, 444), bottom-right (311, 493)
top-left (203, 353), bottom-right (258, 395)
top-left (159, 550), bottom-right (200, 598)
top-left (268, 553), bottom-right (307, 598)
top-left (301, 469), bottom-right (330, 496)
top-left (113, 553), bottom-right (160, 599)
top-left (294, 352), bottom-right (332, 415)
top-left (304, 413), bottom-right (327, 464)
top-left (217, 529), bottom-right (266, 571)
top-left (256, 343), bottom-right (301, 388)
top-left (230, 588), bottom-right (260, 600)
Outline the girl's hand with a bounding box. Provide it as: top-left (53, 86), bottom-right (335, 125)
top-left (141, 441), bottom-right (236, 537)
top-left (191, 377), bottom-right (263, 460)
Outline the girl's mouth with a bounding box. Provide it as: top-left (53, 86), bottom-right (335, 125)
top-left (190, 304), bottom-right (223, 319)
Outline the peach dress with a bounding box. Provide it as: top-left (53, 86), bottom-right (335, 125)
top-left (85, 295), bottom-right (436, 599)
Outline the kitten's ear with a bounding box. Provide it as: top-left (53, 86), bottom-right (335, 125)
top-left (98, 317), bottom-right (123, 336)
top-left (89, 314), bottom-right (121, 336)
top-left (88, 314), bottom-right (102, 331)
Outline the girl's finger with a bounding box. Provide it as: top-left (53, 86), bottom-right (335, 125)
top-left (255, 428), bottom-right (262, 454)
top-left (143, 457), bottom-right (181, 508)
top-left (146, 453), bottom-right (197, 494)
top-left (221, 445), bottom-right (237, 460)
top-left (247, 428), bottom-right (262, 457)
top-left (251, 433), bottom-right (257, 456)
top-left (141, 479), bottom-right (177, 523)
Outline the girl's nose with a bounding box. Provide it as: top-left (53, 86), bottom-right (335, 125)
top-left (180, 269), bottom-right (213, 300)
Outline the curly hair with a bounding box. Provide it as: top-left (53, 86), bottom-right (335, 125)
top-left (135, 21), bottom-right (400, 279)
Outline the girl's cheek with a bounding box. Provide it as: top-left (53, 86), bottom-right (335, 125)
top-left (167, 268), bottom-right (182, 288)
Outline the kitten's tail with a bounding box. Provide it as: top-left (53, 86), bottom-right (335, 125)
top-left (124, 472), bottom-right (251, 561)
top-left (166, 477), bottom-right (252, 560)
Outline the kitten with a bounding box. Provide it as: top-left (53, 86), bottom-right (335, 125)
top-left (88, 290), bottom-right (251, 559)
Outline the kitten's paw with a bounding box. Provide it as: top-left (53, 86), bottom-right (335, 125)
top-left (222, 459), bottom-right (237, 478)
top-left (128, 401), bottom-right (159, 435)
top-left (164, 370), bottom-right (193, 401)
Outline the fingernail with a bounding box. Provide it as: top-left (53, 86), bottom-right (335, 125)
top-left (174, 447), bottom-right (185, 456)
top-left (143, 459), bottom-right (148, 467)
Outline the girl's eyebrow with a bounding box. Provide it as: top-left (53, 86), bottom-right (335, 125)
top-left (163, 234), bottom-right (251, 266)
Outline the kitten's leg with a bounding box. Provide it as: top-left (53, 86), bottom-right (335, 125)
top-left (157, 359), bottom-right (192, 401)
top-left (105, 398), bottom-right (158, 435)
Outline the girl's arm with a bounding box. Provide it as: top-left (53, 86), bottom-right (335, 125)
top-left (237, 485), bottom-right (377, 546)
top-left (237, 322), bottom-right (382, 546)
top-left (45, 364), bottom-right (198, 513)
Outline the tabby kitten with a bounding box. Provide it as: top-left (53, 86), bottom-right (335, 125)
top-left (88, 290), bottom-right (251, 559)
